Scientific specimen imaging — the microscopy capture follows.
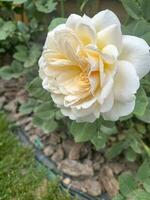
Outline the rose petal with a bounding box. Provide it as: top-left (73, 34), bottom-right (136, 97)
top-left (75, 18), bottom-right (96, 45)
top-left (66, 14), bottom-right (82, 29)
top-left (92, 9), bottom-right (120, 32)
top-left (98, 74), bottom-right (113, 104)
top-left (97, 24), bottom-right (122, 52)
top-left (102, 44), bottom-right (119, 60)
top-left (119, 35), bottom-right (150, 79)
top-left (114, 60), bottom-right (140, 102)
top-left (100, 92), bottom-right (114, 113)
top-left (102, 98), bottom-right (135, 121)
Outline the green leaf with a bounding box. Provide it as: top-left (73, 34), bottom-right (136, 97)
top-left (132, 20), bottom-right (150, 44)
top-left (19, 99), bottom-right (39, 114)
top-left (134, 87), bottom-right (148, 116)
top-left (13, 45), bottom-right (28, 62)
top-left (119, 113), bottom-right (133, 121)
top-left (143, 179), bottom-right (150, 193)
top-left (130, 139), bottom-right (142, 154)
top-left (121, 0), bottom-right (142, 20)
top-left (137, 160), bottom-right (150, 181)
top-left (119, 172), bottom-right (137, 196)
top-left (0, 61), bottom-right (24, 80)
top-left (137, 98), bottom-right (150, 123)
top-left (141, 0), bottom-right (150, 20)
top-left (32, 116), bottom-right (58, 134)
top-left (35, 0), bottom-right (57, 13)
top-left (124, 20), bottom-right (150, 44)
top-left (34, 102), bottom-right (55, 120)
top-left (55, 110), bottom-right (64, 120)
top-left (41, 119), bottom-right (58, 133)
top-left (112, 194), bottom-right (125, 200)
top-left (70, 121), bottom-right (97, 143)
top-left (27, 77), bottom-right (51, 101)
top-left (14, 43), bottom-right (41, 68)
top-left (100, 124), bottom-right (118, 135)
top-left (24, 43), bottom-right (41, 68)
top-left (13, 0), bottom-right (27, 4)
top-left (91, 131), bottom-right (107, 150)
top-left (128, 189), bottom-right (150, 200)
top-left (17, 21), bottom-right (29, 33)
top-left (125, 148), bottom-right (137, 162)
top-left (48, 18), bottom-right (67, 31)
top-left (106, 141), bottom-right (125, 159)
top-left (0, 21), bottom-right (16, 40)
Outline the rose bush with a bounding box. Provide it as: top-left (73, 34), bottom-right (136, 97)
top-left (39, 9), bottom-right (150, 123)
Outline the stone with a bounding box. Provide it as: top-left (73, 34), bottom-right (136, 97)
top-left (68, 143), bottom-right (83, 160)
top-left (83, 179), bottom-right (102, 196)
top-left (63, 177), bottom-right (71, 185)
top-left (0, 96), bottom-right (6, 108)
top-left (109, 163), bottom-right (125, 175)
top-left (17, 117), bottom-right (32, 126)
top-left (49, 133), bottom-right (61, 145)
top-left (4, 100), bottom-right (17, 112)
top-left (71, 179), bottom-right (102, 197)
top-left (93, 161), bottom-right (101, 171)
top-left (126, 162), bottom-right (138, 171)
top-left (93, 152), bottom-right (105, 164)
top-left (24, 122), bottom-right (33, 132)
top-left (58, 159), bottom-right (94, 177)
top-left (71, 181), bottom-right (87, 193)
top-left (80, 144), bottom-right (89, 159)
top-left (51, 145), bottom-right (64, 163)
top-left (29, 135), bottom-right (37, 143)
top-left (43, 145), bottom-right (55, 157)
top-left (62, 139), bottom-right (74, 155)
top-left (100, 165), bottom-right (119, 198)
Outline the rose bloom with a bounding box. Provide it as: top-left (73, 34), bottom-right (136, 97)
top-left (39, 10), bottom-right (150, 122)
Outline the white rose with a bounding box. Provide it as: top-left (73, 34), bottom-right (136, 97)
top-left (39, 10), bottom-right (150, 122)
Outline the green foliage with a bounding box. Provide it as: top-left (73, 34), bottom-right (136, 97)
top-left (120, 0), bottom-right (141, 20)
top-left (136, 98), bottom-right (150, 123)
top-left (119, 172), bottom-right (137, 196)
top-left (13, 43), bottom-right (41, 68)
top-left (0, 19), bottom-right (16, 40)
top-left (27, 77), bottom-right (51, 101)
top-left (35, 0), bottom-right (57, 13)
top-left (121, 0), bottom-right (150, 44)
top-left (70, 121), bottom-right (97, 142)
top-left (0, 60), bottom-right (24, 80)
top-left (140, 0), bottom-right (150, 21)
top-left (106, 141), bottom-right (125, 159)
top-left (91, 131), bottom-right (107, 150)
top-left (48, 17), bottom-right (67, 31)
top-left (114, 160), bottom-right (150, 199)
top-left (134, 86), bottom-right (148, 116)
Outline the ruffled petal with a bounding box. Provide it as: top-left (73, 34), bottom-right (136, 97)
top-left (97, 24), bottom-right (122, 52)
top-left (66, 14), bottom-right (82, 30)
top-left (92, 9), bottom-right (120, 32)
top-left (100, 92), bottom-right (114, 113)
top-left (75, 17), bottom-right (96, 45)
top-left (102, 98), bottom-right (135, 121)
top-left (114, 60), bottom-right (140, 101)
top-left (119, 35), bottom-right (150, 79)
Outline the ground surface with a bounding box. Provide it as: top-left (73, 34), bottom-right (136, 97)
top-left (0, 78), bottom-right (139, 199)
